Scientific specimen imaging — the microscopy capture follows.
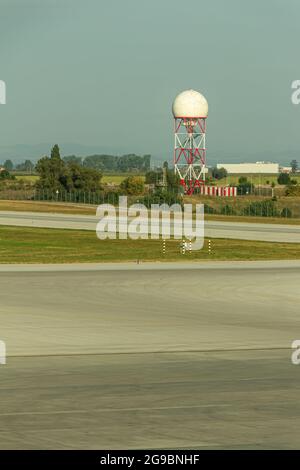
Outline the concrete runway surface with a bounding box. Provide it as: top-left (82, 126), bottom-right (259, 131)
top-left (0, 210), bottom-right (300, 242)
top-left (0, 261), bottom-right (300, 449)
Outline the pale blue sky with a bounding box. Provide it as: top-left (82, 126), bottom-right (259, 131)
top-left (0, 0), bottom-right (300, 164)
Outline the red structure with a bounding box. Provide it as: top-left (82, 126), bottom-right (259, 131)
top-left (174, 117), bottom-right (207, 195)
top-left (199, 186), bottom-right (237, 197)
top-left (172, 90), bottom-right (208, 195)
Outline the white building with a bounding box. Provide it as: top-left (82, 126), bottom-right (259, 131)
top-left (279, 166), bottom-right (292, 174)
top-left (216, 162), bottom-right (279, 174)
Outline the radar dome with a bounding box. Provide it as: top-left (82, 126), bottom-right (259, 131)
top-left (172, 89), bottom-right (208, 118)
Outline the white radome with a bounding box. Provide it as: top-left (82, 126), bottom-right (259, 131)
top-left (172, 89), bottom-right (208, 118)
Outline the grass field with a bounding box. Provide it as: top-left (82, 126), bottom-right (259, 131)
top-left (215, 174), bottom-right (300, 186)
top-left (12, 173), bottom-right (300, 186)
top-left (0, 200), bottom-right (299, 224)
top-left (101, 174), bottom-right (145, 184)
top-left (0, 225), bottom-right (299, 263)
top-left (0, 200), bottom-right (96, 214)
top-left (14, 174), bottom-right (145, 185)
top-left (187, 194), bottom-right (300, 219)
top-left (14, 175), bottom-right (39, 183)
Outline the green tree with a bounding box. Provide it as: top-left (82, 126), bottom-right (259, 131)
top-left (212, 167), bottom-right (227, 180)
top-left (63, 155), bottom-right (83, 166)
top-left (15, 161), bottom-right (34, 172)
top-left (120, 176), bottom-right (145, 195)
top-left (24, 160), bottom-right (34, 172)
top-left (145, 170), bottom-right (161, 185)
top-left (0, 169), bottom-right (12, 180)
top-left (145, 167), bottom-right (180, 193)
top-left (36, 145), bottom-right (102, 193)
top-left (237, 176), bottom-right (254, 195)
top-left (277, 173), bottom-right (291, 185)
top-left (143, 154), bottom-right (151, 171)
top-left (83, 154), bottom-right (116, 171)
top-left (82, 153), bottom-right (151, 173)
top-left (51, 144), bottom-right (61, 161)
top-left (238, 176), bottom-right (248, 184)
top-left (36, 145), bottom-right (65, 191)
top-left (64, 163), bottom-right (102, 191)
top-left (290, 159), bottom-right (298, 174)
top-left (3, 159), bottom-right (13, 171)
top-left (166, 169), bottom-right (181, 193)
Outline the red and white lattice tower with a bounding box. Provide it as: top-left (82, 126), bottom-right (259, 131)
top-left (172, 89), bottom-right (208, 195)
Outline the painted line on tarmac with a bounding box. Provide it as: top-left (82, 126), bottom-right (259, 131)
top-left (5, 345), bottom-right (291, 360)
top-left (0, 404), bottom-right (233, 418)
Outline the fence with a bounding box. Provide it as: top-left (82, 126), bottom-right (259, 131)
top-left (0, 189), bottom-right (124, 206)
top-left (201, 198), bottom-right (299, 219)
top-left (0, 188), bottom-right (299, 219)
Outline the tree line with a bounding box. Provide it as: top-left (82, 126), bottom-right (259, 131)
top-left (70, 153), bottom-right (151, 173)
top-left (1, 153), bottom-right (151, 174)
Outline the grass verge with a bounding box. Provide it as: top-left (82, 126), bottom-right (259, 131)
top-left (0, 225), bottom-right (299, 263)
top-left (0, 200), bottom-right (95, 215)
top-left (0, 200), bottom-right (299, 225)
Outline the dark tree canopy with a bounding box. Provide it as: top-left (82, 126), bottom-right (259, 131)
top-left (290, 159), bottom-right (298, 173)
top-left (0, 169), bottom-right (13, 180)
top-left (63, 155), bottom-right (83, 166)
top-left (237, 176), bottom-right (254, 195)
top-left (277, 173), bottom-right (291, 185)
top-left (15, 160), bottom-right (35, 172)
top-left (120, 176), bottom-right (145, 195)
top-left (83, 154), bottom-right (151, 173)
top-left (36, 145), bottom-right (102, 192)
top-left (212, 167), bottom-right (227, 180)
top-left (145, 167), bottom-right (181, 193)
top-left (3, 159), bottom-right (14, 171)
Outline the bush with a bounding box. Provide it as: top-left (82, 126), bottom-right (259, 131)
top-left (237, 177), bottom-right (254, 195)
top-left (141, 190), bottom-right (182, 208)
top-left (204, 204), bottom-right (217, 214)
top-left (120, 176), bottom-right (145, 195)
top-left (277, 173), bottom-right (291, 185)
top-left (243, 199), bottom-right (279, 217)
top-left (0, 169), bottom-right (14, 180)
top-left (212, 167), bottom-right (227, 180)
top-left (281, 207), bottom-right (292, 218)
top-left (145, 170), bottom-right (161, 185)
top-left (285, 185), bottom-right (300, 196)
top-left (220, 204), bottom-right (236, 215)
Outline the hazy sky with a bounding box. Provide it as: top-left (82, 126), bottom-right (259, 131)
top-left (0, 0), bottom-right (300, 164)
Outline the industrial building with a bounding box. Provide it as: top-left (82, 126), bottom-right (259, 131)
top-left (216, 162), bottom-right (279, 174)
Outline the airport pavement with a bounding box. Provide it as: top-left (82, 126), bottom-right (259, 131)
top-left (0, 210), bottom-right (300, 242)
top-left (0, 262), bottom-right (299, 449)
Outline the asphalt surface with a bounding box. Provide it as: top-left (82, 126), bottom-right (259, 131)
top-left (0, 210), bottom-right (300, 242)
top-left (0, 261), bottom-right (299, 449)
